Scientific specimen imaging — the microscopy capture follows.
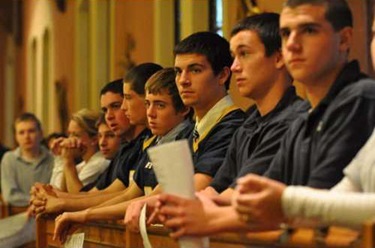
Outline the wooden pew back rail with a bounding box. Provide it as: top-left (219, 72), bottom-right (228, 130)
top-left (36, 214), bottom-right (373, 248)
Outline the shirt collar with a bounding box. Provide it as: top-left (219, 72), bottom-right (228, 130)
top-left (256, 86), bottom-right (301, 122)
top-left (195, 95), bottom-right (233, 136)
top-left (15, 146), bottom-right (50, 165)
top-left (314, 60), bottom-right (365, 112)
top-left (157, 119), bottom-right (191, 145)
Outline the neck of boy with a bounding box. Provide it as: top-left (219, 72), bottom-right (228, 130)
top-left (255, 78), bottom-right (291, 116)
top-left (21, 146), bottom-right (42, 162)
top-left (194, 92), bottom-right (227, 121)
top-left (127, 124), bottom-right (147, 141)
top-left (305, 61), bottom-right (346, 109)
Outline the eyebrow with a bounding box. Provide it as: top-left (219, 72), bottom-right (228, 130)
top-left (146, 99), bottom-right (168, 104)
top-left (110, 101), bottom-right (121, 105)
top-left (281, 22), bottom-right (322, 30)
top-left (188, 63), bottom-right (204, 68)
top-left (231, 44), bottom-right (250, 52)
top-left (175, 63), bottom-right (204, 70)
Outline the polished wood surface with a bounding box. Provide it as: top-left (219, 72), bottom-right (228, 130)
top-left (36, 213), bottom-right (371, 248)
top-left (0, 194), bottom-right (28, 218)
top-left (36, 214), bottom-right (125, 248)
top-left (126, 225), bottom-right (363, 248)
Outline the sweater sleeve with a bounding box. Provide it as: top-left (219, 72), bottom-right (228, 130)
top-left (1, 153), bottom-right (30, 206)
top-left (282, 186), bottom-right (375, 229)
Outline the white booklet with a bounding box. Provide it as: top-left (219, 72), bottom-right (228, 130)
top-left (147, 139), bottom-right (209, 248)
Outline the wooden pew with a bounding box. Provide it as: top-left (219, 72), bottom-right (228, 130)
top-left (126, 225), bottom-right (366, 248)
top-left (0, 193), bottom-right (29, 218)
top-left (36, 213), bottom-right (374, 248)
top-left (36, 214), bottom-right (126, 248)
top-left (362, 218), bottom-right (375, 248)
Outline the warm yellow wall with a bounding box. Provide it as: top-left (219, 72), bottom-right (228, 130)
top-left (113, 0), bottom-right (155, 79)
top-left (0, 26), bottom-right (7, 143)
top-left (21, 0), bottom-right (76, 134)
top-left (179, 0), bottom-right (209, 39)
top-left (154, 0), bottom-right (175, 67)
top-left (51, 0), bottom-right (76, 131)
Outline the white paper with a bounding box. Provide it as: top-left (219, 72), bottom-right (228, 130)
top-left (148, 139), bottom-right (209, 248)
top-left (139, 204), bottom-right (153, 248)
top-left (64, 232), bottom-right (84, 248)
top-left (147, 140), bottom-right (195, 198)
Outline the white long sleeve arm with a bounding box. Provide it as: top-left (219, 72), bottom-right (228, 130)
top-left (282, 186), bottom-right (375, 229)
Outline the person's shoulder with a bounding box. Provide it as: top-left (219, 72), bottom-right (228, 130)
top-left (221, 108), bottom-right (247, 123)
top-left (276, 97), bottom-right (309, 118)
top-left (176, 121), bottom-right (195, 140)
top-left (340, 75), bottom-right (375, 100)
top-left (41, 146), bottom-right (55, 162)
top-left (2, 149), bottom-right (18, 160)
top-left (0, 149), bottom-right (18, 168)
top-left (282, 99), bottom-right (310, 121)
top-left (208, 108), bottom-right (246, 138)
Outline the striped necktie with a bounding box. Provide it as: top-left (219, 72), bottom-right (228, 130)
top-left (193, 127), bottom-right (199, 142)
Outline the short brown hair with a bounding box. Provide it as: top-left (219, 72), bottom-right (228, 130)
top-left (71, 109), bottom-right (101, 137)
top-left (13, 112), bottom-right (42, 133)
top-left (145, 68), bottom-right (186, 113)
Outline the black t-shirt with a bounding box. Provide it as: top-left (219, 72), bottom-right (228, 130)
top-left (265, 61), bottom-right (375, 188)
top-left (94, 141), bottom-right (130, 190)
top-left (94, 129), bottom-right (151, 190)
top-left (116, 128), bottom-right (152, 187)
top-left (210, 86), bottom-right (308, 192)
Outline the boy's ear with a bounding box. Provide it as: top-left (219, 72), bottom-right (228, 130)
top-left (339, 26), bottom-right (352, 53)
top-left (218, 67), bottom-right (231, 86)
top-left (91, 136), bottom-right (98, 146)
top-left (180, 106), bottom-right (192, 118)
top-left (274, 50), bottom-right (285, 69)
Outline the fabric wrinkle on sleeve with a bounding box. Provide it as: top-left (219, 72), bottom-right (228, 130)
top-left (282, 186), bottom-right (375, 229)
top-left (210, 130), bottom-right (240, 193)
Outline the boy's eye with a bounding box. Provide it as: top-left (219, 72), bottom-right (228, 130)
top-left (112, 103), bottom-right (121, 109)
top-left (303, 26), bottom-right (316, 34)
top-left (191, 68), bottom-right (202, 74)
top-left (239, 51), bottom-right (249, 58)
top-left (156, 103), bottom-right (165, 108)
top-left (279, 29), bottom-right (290, 38)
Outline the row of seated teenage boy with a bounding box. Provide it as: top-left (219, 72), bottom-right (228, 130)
top-left (0, 107), bottom-right (122, 246)
top-left (25, 0), bottom-right (375, 244)
top-left (151, 0), bottom-right (375, 238)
